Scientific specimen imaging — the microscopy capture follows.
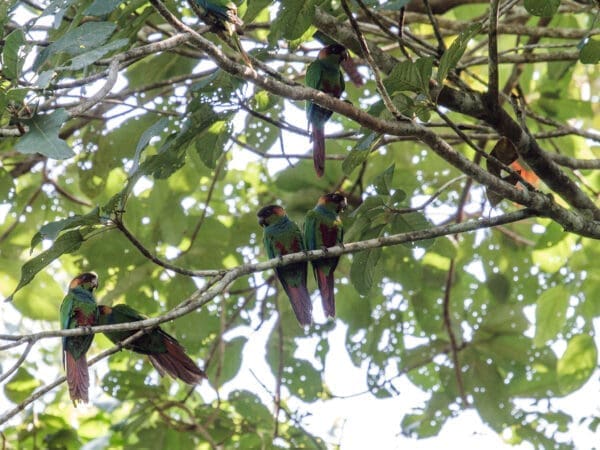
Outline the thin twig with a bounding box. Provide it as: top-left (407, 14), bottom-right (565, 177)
top-left (68, 59), bottom-right (120, 116)
top-left (487, 0), bottom-right (500, 110)
top-left (340, 0), bottom-right (408, 121)
top-left (112, 216), bottom-right (222, 277)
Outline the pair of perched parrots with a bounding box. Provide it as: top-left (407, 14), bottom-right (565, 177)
top-left (192, 2), bottom-right (349, 178)
top-left (60, 273), bottom-right (205, 405)
top-left (258, 192), bottom-right (347, 326)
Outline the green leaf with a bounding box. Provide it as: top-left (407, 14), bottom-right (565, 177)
top-left (342, 132), bottom-right (380, 175)
top-left (579, 38), bottom-right (600, 64)
top-left (486, 273), bottom-right (511, 303)
top-left (0, 167), bottom-right (15, 202)
top-left (373, 164), bottom-right (395, 195)
top-left (4, 368), bottom-right (41, 404)
top-left (384, 57), bottom-right (433, 95)
top-left (269, 0), bottom-right (320, 44)
top-left (437, 23), bottom-right (482, 84)
top-left (557, 333), bottom-right (597, 395)
top-left (67, 39), bottom-right (128, 71)
top-left (244, 0), bottom-right (272, 23)
top-left (478, 303), bottom-right (529, 335)
top-left (206, 336), bottom-right (247, 387)
top-left (7, 230), bottom-right (84, 301)
top-left (14, 109), bottom-right (74, 159)
top-left (534, 285), bottom-right (569, 347)
top-left (30, 208), bottom-right (101, 251)
top-left (390, 211), bottom-right (434, 248)
top-left (195, 120), bottom-right (231, 169)
top-left (350, 247), bottom-right (382, 295)
top-left (524, 0), bottom-right (560, 17)
top-left (84, 0), bottom-right (123, 16)
top-left (33, 22), bottom-right (117, 71)
top-left (229, 390), bottom-right (274, 427)
top-left (131, 117), bottom-right (170, 175)
top-left (2, 29), bottom-right (25, 81)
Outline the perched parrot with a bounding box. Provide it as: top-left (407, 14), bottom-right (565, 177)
top-left (98, 304), bottom-right (206, 385)
top-left (192, 0), bottom-right (252, 67)
top-left (60, 272), bottom-right (99, 405)
top-left (305, 44), bottom-right (348, 177)
top-left (313, 31), bottom-right (364, 87)
top-left (304, 193), bottom-right (347, 318)
top-left (257, 205), bottom-right (312, 326)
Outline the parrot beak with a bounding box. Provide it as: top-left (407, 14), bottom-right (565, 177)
top-left (258, 216), bottom-right (267, 227)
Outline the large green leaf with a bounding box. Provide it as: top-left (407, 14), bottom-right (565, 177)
top-left (534, 285), bottom-right (569, 347)
top-left (437, 24), bottom-right (482, 84)
top-left (557, 334), bottom-right (597, 395)
top-left (14, 109), bottom-right (74, 159)
top-left (7, 230), bottom-right (85, 301)
top-left (524, 0), bottom-right (560, 17)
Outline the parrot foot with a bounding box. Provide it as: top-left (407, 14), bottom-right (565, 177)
top-left (320, 246), bottom-right (329, 254)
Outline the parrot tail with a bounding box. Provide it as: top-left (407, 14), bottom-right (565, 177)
top-left (285, 285), bottom-right (313, 326)
top-left (316, 268), bottom-right (336, 318)
top-left (65, 352), bottom-right (89, 406)
top-left (312, 126), bottom-right (325, 177)
top-left (148, 337), bottom-right (206, 385)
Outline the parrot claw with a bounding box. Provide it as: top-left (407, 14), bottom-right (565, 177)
top-left (320, 246), bottom-right (329, 254)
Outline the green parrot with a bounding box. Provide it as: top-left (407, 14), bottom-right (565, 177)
top-left (192, 0), bottom-right (252, 67)
top-left (305, 44), bottom-right (348, 177)
top-left (257, 205), bottom-right (312, 326)
top-left (304, 193), bottom-right (347, 318)
top-left (98, 304), bottom-right (206, 384)
top-left (60, 272), bottom-right (99, 405)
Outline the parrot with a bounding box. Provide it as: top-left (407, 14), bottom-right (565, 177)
top-left (304, 193), bottom-right (347, 318)
top-left (313, 31), bottom-right (364, 87)
top-left (60, 272), bottom-right (99, 405)
top-left (257, 204), bottom-right (312, 326)
top-left (97, 304), bottom-right (206, 385)
top-left (192, 0), bottom-right (253, 67)
top-left (305, 44), bottom-right (348, 177)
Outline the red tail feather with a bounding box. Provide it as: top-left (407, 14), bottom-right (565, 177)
top-left (286, 285), bottom-right (313, 326)
top-left (65, 352), bottom-right (89, 406)
top-left (148, 337), bottom-right (206, 385)
top-left (312, 127), bottom-right (325, 177)
top-left (317, 269), bottom-right (336, 318)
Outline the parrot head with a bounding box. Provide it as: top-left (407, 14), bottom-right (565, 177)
top-left (69, 272), bottom-right (99, 292)
top-left (257, 205), bottom-right (286, 227)
top-left (318, 44), bottom-right (349, 63)
top-left (319, 192), bottom-right (347, 213)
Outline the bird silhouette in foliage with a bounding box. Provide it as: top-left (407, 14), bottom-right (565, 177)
top-left (60, 272), bottom-right (99, 405)
top-left (98, 304), bottom-right (206, 384)
top-left (305, 44), bottom-right (348, 177)
top-left (304, 193), bottom-right (347, 318)
top-left (193, 0), bottom-right (253, 67)
top-left (257, 204), bottom-right (312, 326)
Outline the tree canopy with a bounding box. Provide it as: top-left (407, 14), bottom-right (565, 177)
top-left (1, 0), bottom-right (600, 448)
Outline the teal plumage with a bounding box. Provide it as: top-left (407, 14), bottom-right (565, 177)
top-left (257, 205), bottom-right (312, 326)
top-left (193, 0), bottom-right (252, 67)
top-left (98, 304), bottom-right (206, 384)
top-left (60, 272), bottom-right (99, 405)
top-left (305, 44), bottom-right (348, 177)
top-left (304, 193), bottom-right (346, 318)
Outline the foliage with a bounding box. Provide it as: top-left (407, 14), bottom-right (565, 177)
top-left (1, 0), bottom-right (599, 449)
